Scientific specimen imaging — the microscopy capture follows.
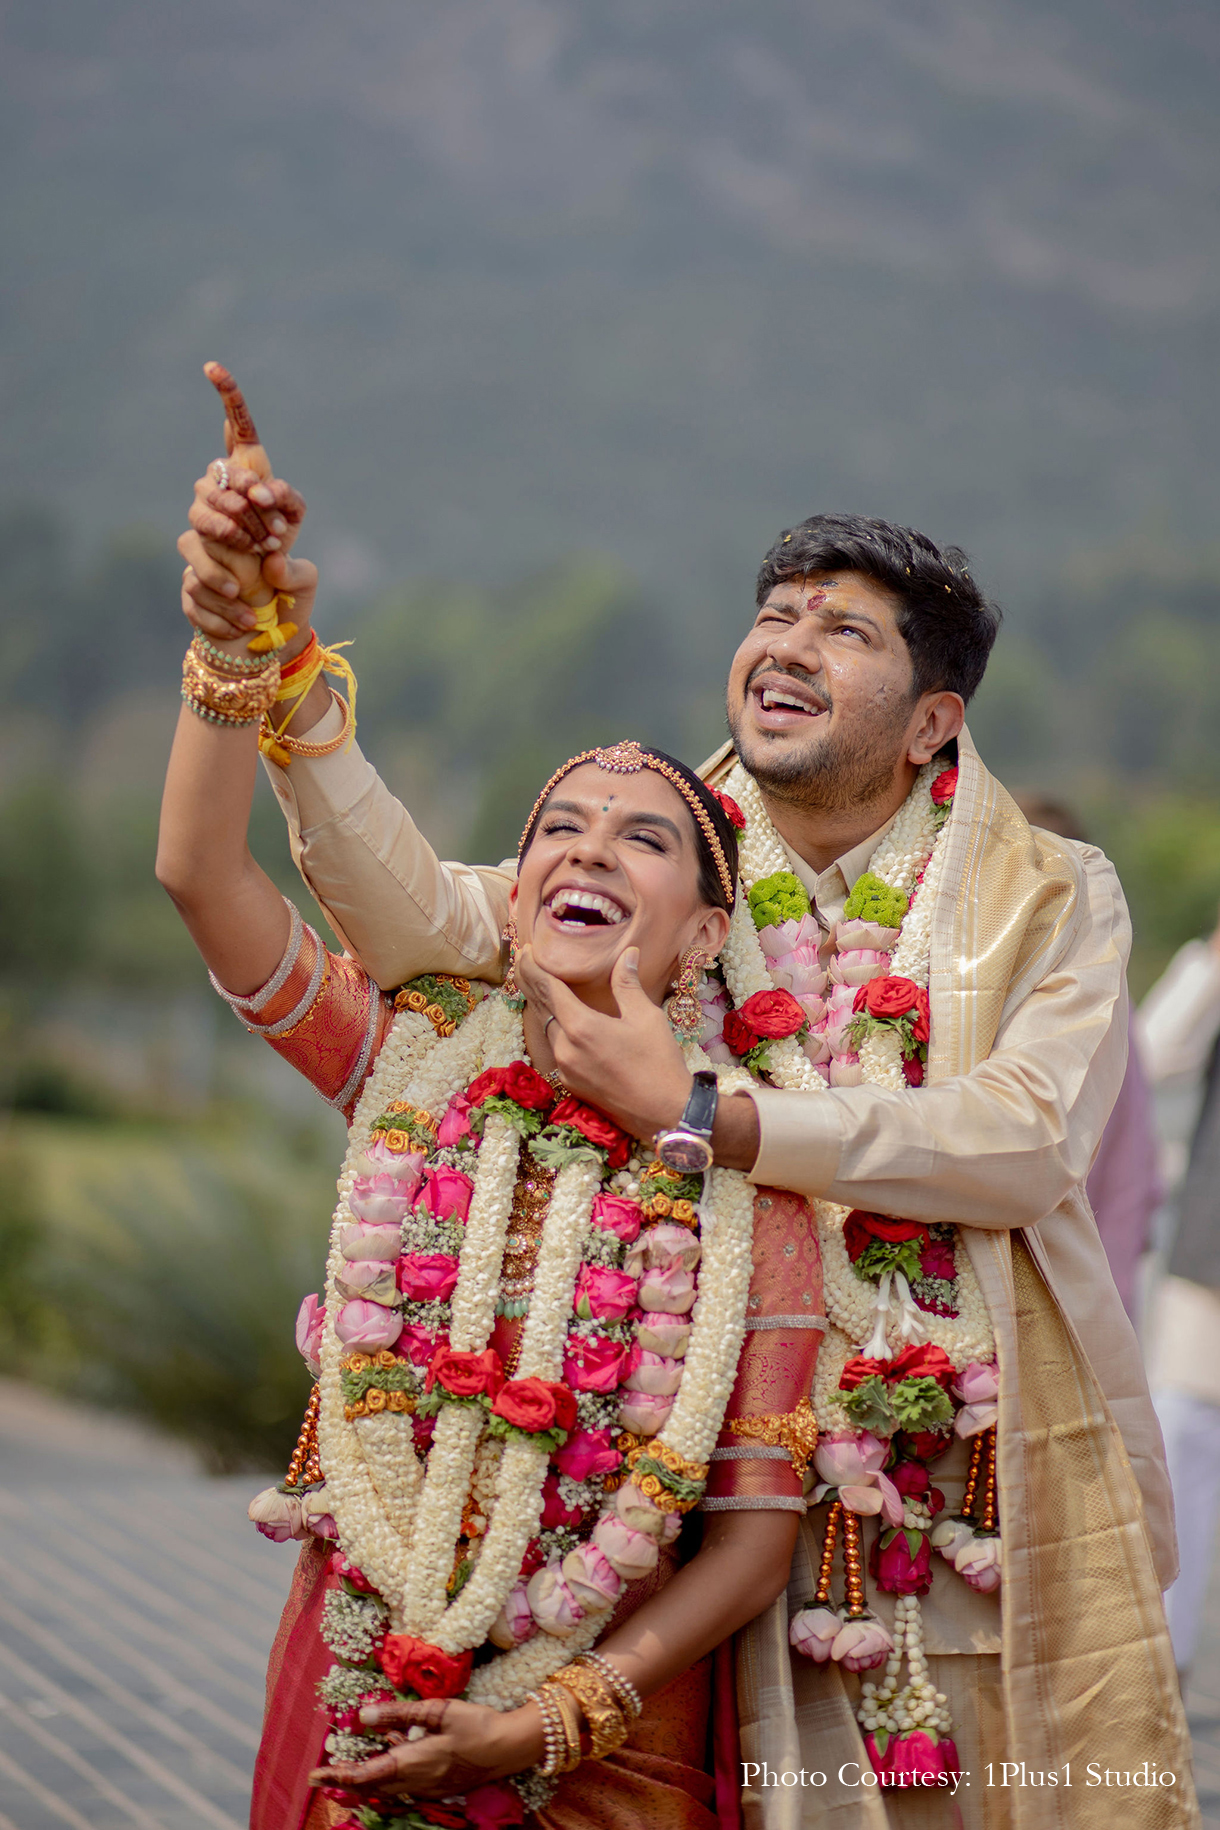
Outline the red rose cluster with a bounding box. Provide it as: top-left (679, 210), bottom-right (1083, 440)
top-left (852, 976), bottom-right (930, 1044)
top-left (550, 1096), bottom-right (632, 1170)
top-left (424, 1346), bottom-right (575, 1436)
top-left (838, 1341), bottom-right (955, 1392)
top-left (723, 987), bottom-right (807, 1057)
top-left (843, 1209), bottom-right (927, 1263)
top-left (930, 766), bottom-right (958, 806)
top-left (708, 786), bottom-right (746, 830)
top-left (378, 1632), bottom-right (473, 1698)
top-left (467, 1061), bottom-right (555, 1112)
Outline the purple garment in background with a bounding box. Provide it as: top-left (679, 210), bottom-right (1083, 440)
top-left (1086, 1011), bottom-right (1162, 1320)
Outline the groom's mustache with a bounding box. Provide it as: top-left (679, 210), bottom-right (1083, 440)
top-left (745, 661), bottom-right (832, 716)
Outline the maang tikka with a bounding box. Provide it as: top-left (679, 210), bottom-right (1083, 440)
top-left (667, 945), bottom-right (705, 1038)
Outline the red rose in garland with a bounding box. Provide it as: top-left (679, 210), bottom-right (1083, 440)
top-left (902, 1055), bottom-right (924, 1087)
top-left (843, 1210), bottom-right (928, 1262)
top-left (886, 1342), bottom-right (955, 1389)
top-left (466, 1066), bottom-right (508, 1105)
top-left (853, 976), bottom-right (920, 1021)
top-left (425, 1345), bottom-right (503, 1399)
top-left (724, 988), bottom-right (806, 1056)
top-left (492, 1377), bottom-right (578, 1434)
top-left (930, 767), bottom-right (958, 805)
top-left (500, 1062), bottom-right (556, 1111)
top-left (550, 1097), bottom-right (632, 1169)
top-left (378, 1633), bottom-right (473, 1698)
top-left (838, 1354), bottom-right (891, 1391)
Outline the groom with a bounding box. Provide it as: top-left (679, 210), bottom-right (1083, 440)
top-left (180, 483), bottom-right (1194, 1828)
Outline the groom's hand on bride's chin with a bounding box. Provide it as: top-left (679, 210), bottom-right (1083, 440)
top-left (515, 945), bottom-right (692, 1141)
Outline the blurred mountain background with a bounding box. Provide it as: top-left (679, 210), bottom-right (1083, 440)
top-left (3, 0), bottom-right (1220, 1463)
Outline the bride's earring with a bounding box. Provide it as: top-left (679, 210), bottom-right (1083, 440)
top-left (502, 918), bottom-right (521, 999)
top-left (667, 945), bottom-right (705, 1038)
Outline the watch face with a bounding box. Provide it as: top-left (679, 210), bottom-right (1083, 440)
top-left (655, 1130), bottom-right (715, 1175)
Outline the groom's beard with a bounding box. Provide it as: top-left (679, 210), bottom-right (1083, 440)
top-left (727, 673), bottom-right (912, 817)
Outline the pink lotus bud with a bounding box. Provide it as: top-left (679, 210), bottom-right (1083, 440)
top-left (526, 1566), bottom-right (585, 1636)
top-left (612, 1481), bottom-right (668, 1538)
top-left (644, 1222), bottom-right (702, 1272)
top-left (335, 1263), bottom-right (398, 1305)
top-left (302, 1487), bottom-right (339, 1540)
top-left (562, 1542), bottom-right (624, 1613)
top-left (830, 949), bottom-right (892, 988)
top-left (789, 1605), bottom-right (841, 1662)
top-left (248, 1486), bottom-right (307, 1542)
top-left (952, 1360), bottom-right (999, 1404)
top-left (813, 1432), bottom-right (903, 1526)
top-left (830, 1613), bottom-right (894, 1671)
top-left (589, 1193), bottom-right (642, 1242)
top-left (295, 1295), bottom-right (325, 1375)
top-left (339, 1222), bottom-right (402, 1263)
top-left (955, 1401), bottom-right (999, 1438)
top-left (624, 1224), bottom-right (699, 1279)
top-left (930, 1516), bottom-right (975, 1563)
top-left (703, 1039), bottom-right (736, 1064)
top-left (551, 1428), bottom-right (621, 1483)
top-left (398, 1322), bottom-right (446, 1365)
top-left (954, 1533), bottom-right (1001, 1592)
top-left (418, 1167), bottom-right (474, 1224)
top-left (436, 1094), bottom-right (473, 1147)
top-left (617, 1390), bottom-right (674, 1436)
top-left (349, 1179), bottom-right (417, 1226)
top-left (593, 1515), bottom-right (661, 1581)
top-left (826, 982), bottom-right (858, 1020)
top-left (802, 1029), bottom-right (832, 1066)
top-left (757, 914), bottom-right (821, 960)
top-left (355, 1139), bottom-right (426, 1188)
top-left (634, 1313), bottom-right (691, 1358)
top-left (797, 993), bottom-right (828, 1026)
top-left (335, 1299), bottom-right (403, 1351)
top-left (488, 1581), bottom-right (536, 1649)
top-left (396, 1252), bottom-right (461, 1303)
top-left (621, 1344), bottom-right (683, 1396)
top-left (563, 1332), bottom-right (629, 1393)
top-left (835, 918), bottom-right (901, 952)
top-left (573, 1263), bottom-right (638, 1321)
top-left (829, 1056), bottom-right (864, 1088)
top-left (636, 1263), bottom-right (697, 1313)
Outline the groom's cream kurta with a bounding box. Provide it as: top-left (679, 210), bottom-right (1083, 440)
top-left (260, 712), bottom-right (1194, 1828)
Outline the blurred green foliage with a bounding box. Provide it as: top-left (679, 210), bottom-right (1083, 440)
top-left (2, 503), bottom-right (1219, 1461)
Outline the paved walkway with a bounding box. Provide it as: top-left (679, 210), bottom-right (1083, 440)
top-left (0, 1382), bottom-right (294, 1830)
top-left (1, 1378), bottom-right (1218, 1827)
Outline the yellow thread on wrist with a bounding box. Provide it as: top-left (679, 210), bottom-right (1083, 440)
top-left (247, 593), bottom-right (298, 654)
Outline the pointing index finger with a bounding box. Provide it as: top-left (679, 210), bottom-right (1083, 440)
top-left (203, 360), bottom-right (259, 445)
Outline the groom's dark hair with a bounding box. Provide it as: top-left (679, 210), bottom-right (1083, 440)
top-left (755, 513), bottom-right (1001, 704)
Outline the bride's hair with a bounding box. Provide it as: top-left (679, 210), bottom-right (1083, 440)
top-left (520, 744), bottom-right (739, 914)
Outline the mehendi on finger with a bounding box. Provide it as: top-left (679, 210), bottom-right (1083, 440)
top-left (204, 361), bottom-right (259, 444)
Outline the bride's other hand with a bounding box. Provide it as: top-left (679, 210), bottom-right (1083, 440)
top-left (308, 1696), bottom-right (545, 1799)
top-left (179, 543), bottom-right (318, 647)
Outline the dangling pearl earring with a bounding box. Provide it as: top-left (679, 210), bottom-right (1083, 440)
top-left (666, 945), bottom-right (705, 1038)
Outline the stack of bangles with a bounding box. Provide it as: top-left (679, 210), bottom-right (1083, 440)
top-left (181, 612), bottom-right (357, 766)
top-left (527, 1652), bottom-right (643, 1778)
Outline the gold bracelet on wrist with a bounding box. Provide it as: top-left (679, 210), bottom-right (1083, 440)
top-left (262, 687), bottom-right (353, 761)
top-left (550, 1664), bottom-right (630, 1760)
top-left (182, 640), bottom-right (281, 725)
top-left (574, 1650), bottom-right (643, 1721)
top-left (542, 1680), bottom-right (585, 1773)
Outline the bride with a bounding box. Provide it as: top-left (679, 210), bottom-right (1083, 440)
top-left (158, 628), bottom-right (824, 1829)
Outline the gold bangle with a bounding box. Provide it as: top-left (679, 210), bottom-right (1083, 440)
top-left (182, 642), bottom-right (281, 724)
top-left (262, 688), bottom-right (352, 761)
top-left (550, 1665), bottom-right (630, 1760)
top-left (542, 1680), bottom-right (585, 1773)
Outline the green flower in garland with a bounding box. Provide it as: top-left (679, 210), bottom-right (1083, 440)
top-left (748, 870), bottom-right (811, 930)
top-left (842, 871), bottom-right (908, 929)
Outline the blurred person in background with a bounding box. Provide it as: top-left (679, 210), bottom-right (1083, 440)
top-left (1012, 795), bottom-right (1162, 1323)
top-left (172, 383), bottom-right (1196, 1829)
top-left (1139, 904), bottom-right (1220, 1681)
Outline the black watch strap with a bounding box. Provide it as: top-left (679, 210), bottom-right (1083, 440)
top-left (680, 1070), bottom-right (719, 1139)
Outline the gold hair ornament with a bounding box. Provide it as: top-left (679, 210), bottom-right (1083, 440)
top-left (519, 742), bottom-right (735, 907)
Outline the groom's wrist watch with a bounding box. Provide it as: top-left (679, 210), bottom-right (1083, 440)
top-left (653, 1071), bottom-right (719, 1174)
